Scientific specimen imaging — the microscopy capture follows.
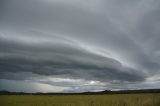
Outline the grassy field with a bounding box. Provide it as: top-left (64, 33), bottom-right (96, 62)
top-left (0, 93), bottom-right (160, 106)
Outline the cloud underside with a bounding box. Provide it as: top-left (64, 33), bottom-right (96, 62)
top-left (0, 32), bottom-right (144, 82)
top-left (0, 0), bottom-right (160, 92)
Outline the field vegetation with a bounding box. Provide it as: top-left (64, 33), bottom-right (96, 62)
top-left (0, 93), bottom-right (160, 106)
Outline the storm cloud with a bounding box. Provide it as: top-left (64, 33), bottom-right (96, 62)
top-left (0, 0), bottom-right (160, 92)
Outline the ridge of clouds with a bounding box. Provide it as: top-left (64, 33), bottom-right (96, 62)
top-left (0, 0), bottom-right (160, 92)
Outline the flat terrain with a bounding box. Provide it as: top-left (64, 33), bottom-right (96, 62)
top-left (0, 93), bottom-right (160, 106)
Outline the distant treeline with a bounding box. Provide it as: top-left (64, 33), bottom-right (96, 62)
top-left (0, 89), bottom-right (160, 95)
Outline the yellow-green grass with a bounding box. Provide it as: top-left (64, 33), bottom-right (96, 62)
top-left (0, 93), bottom-right (160, 106)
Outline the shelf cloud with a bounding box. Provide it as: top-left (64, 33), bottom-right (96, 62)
top-left (0, 0), bottom-right (160, 92)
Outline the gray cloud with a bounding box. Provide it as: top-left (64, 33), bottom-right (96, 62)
top-left (0, 0), bottom-right (160, 92)
top-left (0, 31), bottom-right (144, 82)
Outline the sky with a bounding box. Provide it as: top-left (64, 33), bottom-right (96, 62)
top-left (0, 0), bottom-right (160, 93)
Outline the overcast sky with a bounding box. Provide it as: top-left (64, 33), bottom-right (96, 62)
top-left (0, 0), bottom-right (160, 93)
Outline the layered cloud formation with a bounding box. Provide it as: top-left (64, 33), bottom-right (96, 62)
top-left (0, 0), bottom-right (160, 92)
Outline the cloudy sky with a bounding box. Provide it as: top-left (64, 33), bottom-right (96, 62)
top-left (0, 0), bottom-right (160, 93)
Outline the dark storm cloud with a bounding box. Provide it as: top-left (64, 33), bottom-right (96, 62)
top-left (0, 31), bottom-right (144, 82)
top-left (0, 0), bottom-right (160, 92)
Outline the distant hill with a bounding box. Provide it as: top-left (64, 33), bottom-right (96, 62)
top-left (0, 89), bottom-right (160, 95)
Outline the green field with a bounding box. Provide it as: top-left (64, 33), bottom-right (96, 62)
top-left (0, 93), bottom-right (160, 106)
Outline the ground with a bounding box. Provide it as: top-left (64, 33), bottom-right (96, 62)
top-left (0, 93), bottom-right (160, 106)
